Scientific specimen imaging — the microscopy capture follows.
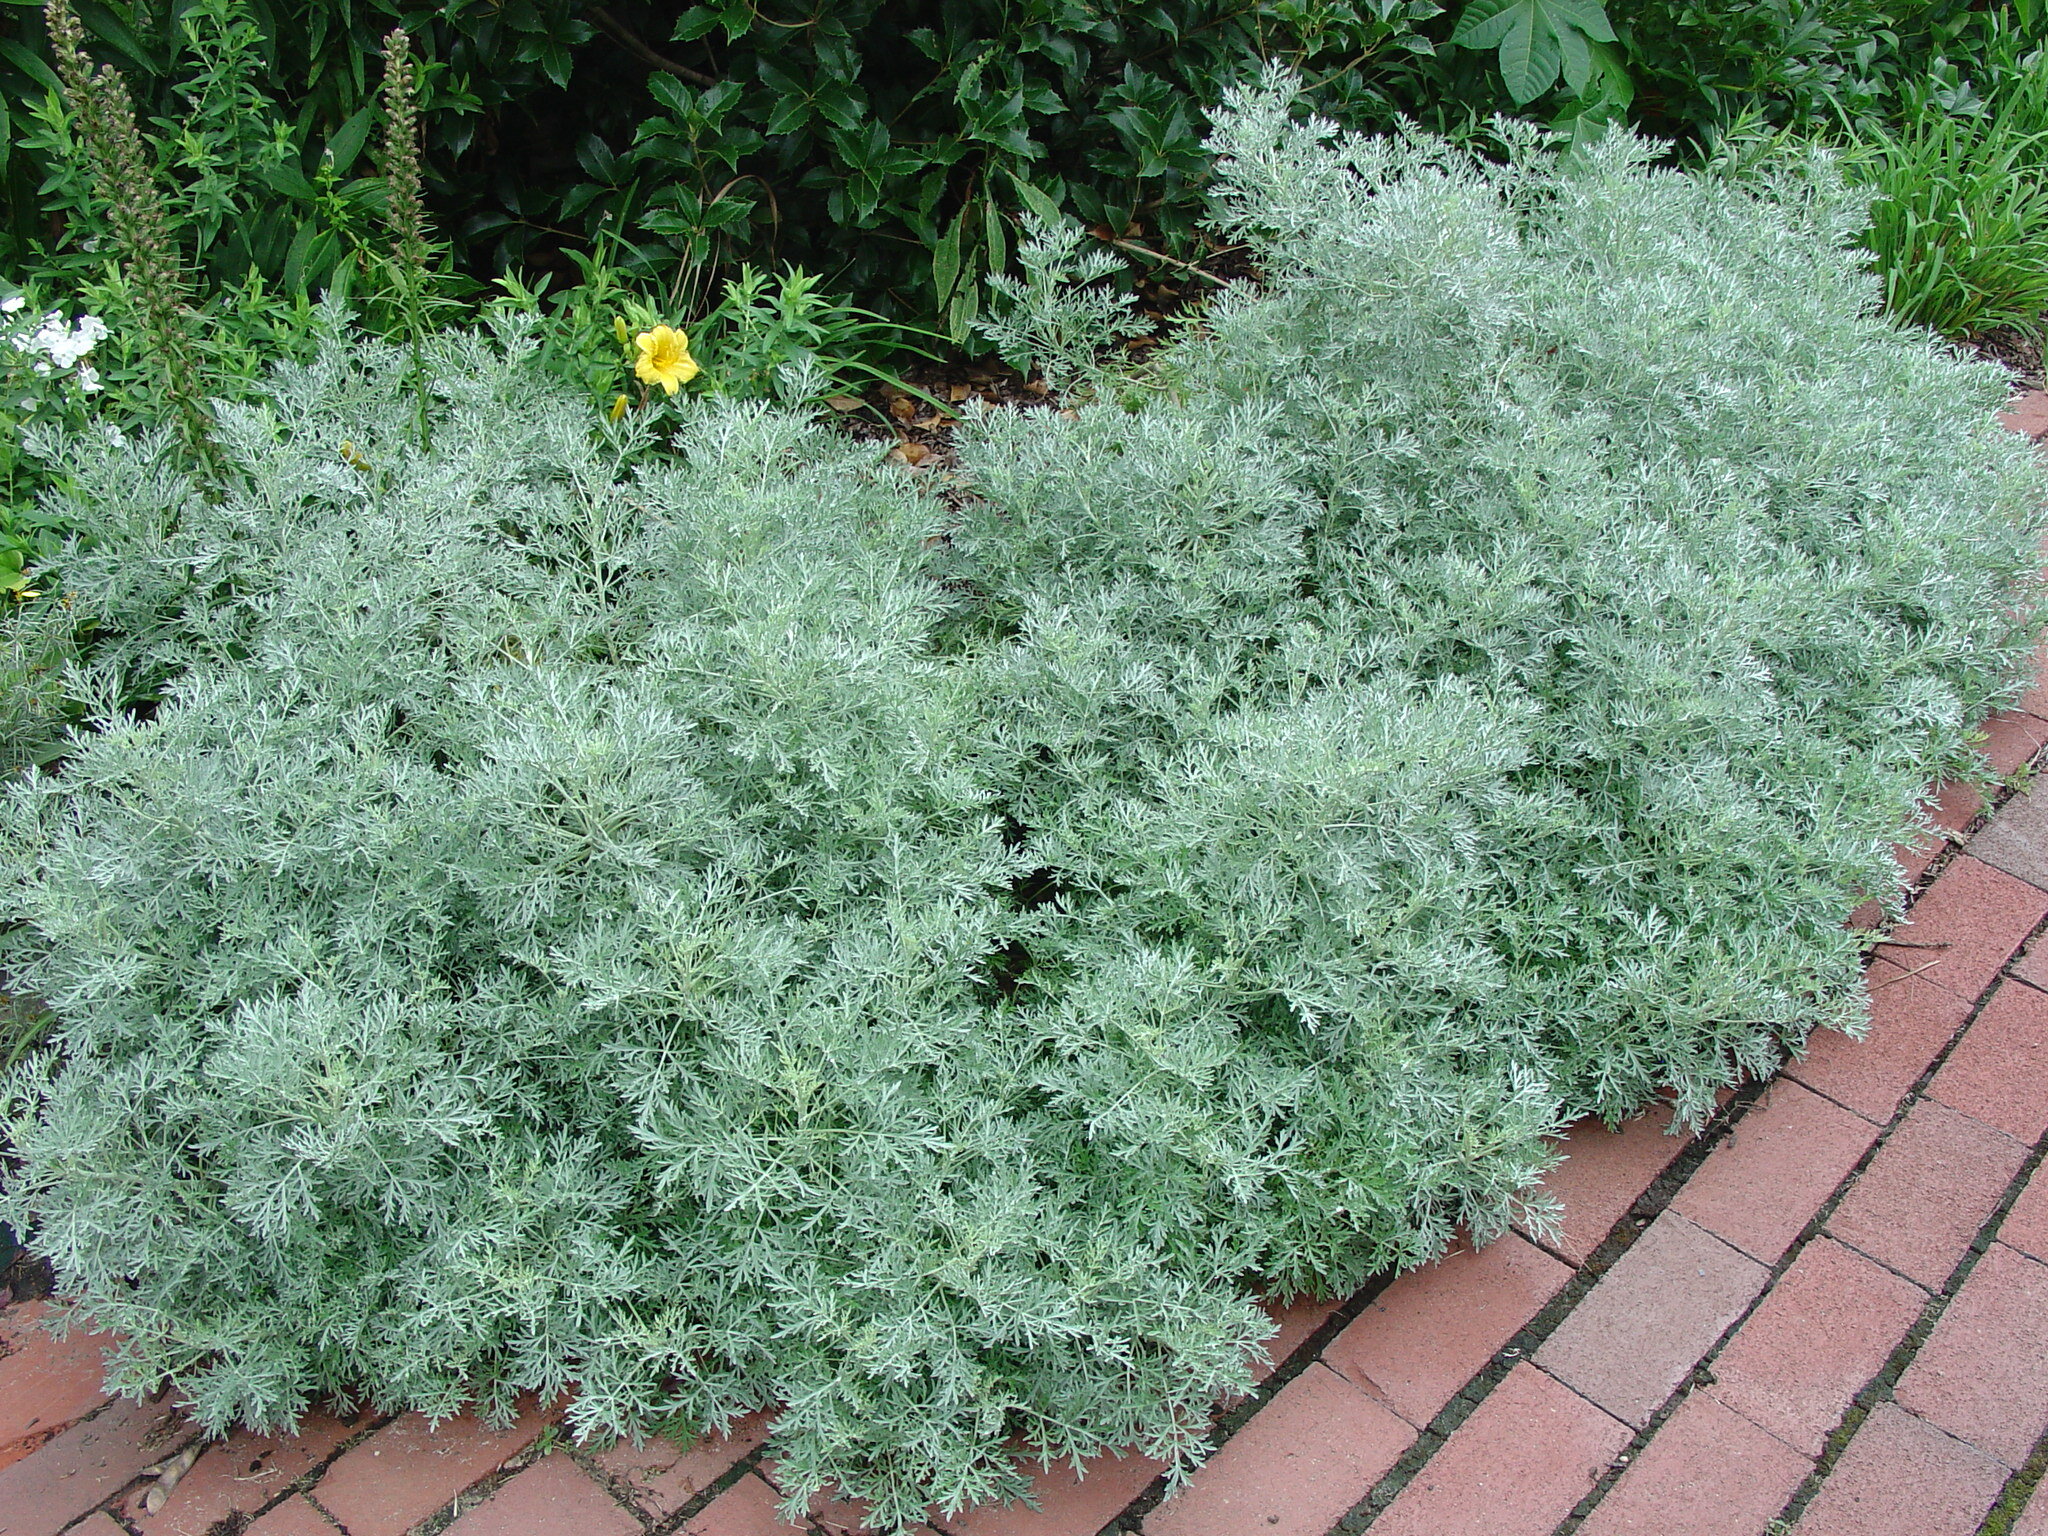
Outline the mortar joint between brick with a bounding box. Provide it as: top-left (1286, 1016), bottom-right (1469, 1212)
top-left (645, 1444), bottom-right (774, 1535)
top-left (1976, 1416), bottom-right (2048, 1536)
top-left (557, 1442), bottom-right (661, 1532)
top-left (303, 1490), bottom-right (350, 1533)
top-left (1541, 983), bottom-right (2046, 1535)
top-left (1096, 1265), bottom-right (1410, 1531)
top-left (1307, 1080), bottom-right (1780, 1535)
top-left (1552, 1094), bottom-right (2033, 1532)
top-left (1760, 1134), bottom-right (2048, 1531)
top-left (1113, 812), bottom-right (2040, 1536)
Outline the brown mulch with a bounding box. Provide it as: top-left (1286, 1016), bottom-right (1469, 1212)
top-left (1, 1227), bottom-right (53, 1305)
top-left (832, 358), bottom-right (1055, 475)
top-left (1971, 321), bottom-right (2046, 392)
top-left (834, 238), bottom-right (1254, 475)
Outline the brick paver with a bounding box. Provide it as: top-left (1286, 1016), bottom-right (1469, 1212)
top-left (1870, 854), bottom-right (2048, 1000)
top-left (2015, 931), bottom-right (2048, 991)
top-left (1978, 709), bottom-right (2048, 777)
top-left (1703, 1237), bottom-right (1924, 1456)
top-left (1251, 1293), bottom-right (1341, 1381)
top-left (310, 1400), bottom-right (558, 1536)
top-left (678, 1471), bottom-right (809, 1535)
top-left (240, 1495), bottom-right (337, 1536)
top-left (1894, 1241), bottom-right (2048, 1467)
top-left (1925, 778), bottom-right (1986, 840)
top-left (1368, 1364), bottom-right (1630, 1536)
top-left (1791, 1404), bottom-right (2005, 1536)
top-left (0, 1303), bottom-right (118, 1471)
top-left (1999, 390), bottom-right (2048, 439)
top-left (128, 1411), bottom-right (363, 1536)
top-left (441, 1454), bottom-right (641, 1536)
top-left (1889, 826), bottom-right (1945, 890)
top-left (1668, 1081), bottom-right (1877, 1263)
top-left (1574, 1392), bottom-right (1810, 1536)
top-left (1536, 1212), bottom-right (1769, 1427)
top-left (947, 1450), bottom-right (1166, 1536)
top-left (1787, 961), bottom-right (1971, 1124)
top-left (1999, 1160), bottom-right (2048, 1262)
top-left (1142, 1364), bottom-right (1411, 1536)
top-left (1322, 1231), bottom-right (1570, 1427)
top-left (1515, 1110), bottom-right (1695, 1265)
top-left (589, 1410), bottom-right (772, 1518)
top-left (1963, 778), bottom-right (2048, 891)
top-left (1825, 1097), bottom-right (2028, 1287)
top-left (0, 1395), bottom-right (196, 1536)
top-left (1929, 978), bottom-right (2048, 1142)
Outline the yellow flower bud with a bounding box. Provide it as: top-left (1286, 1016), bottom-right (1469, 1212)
top-left (613, 316), bottom-right (630, 347)
top-left (609, 393), bottom-right (629, 422)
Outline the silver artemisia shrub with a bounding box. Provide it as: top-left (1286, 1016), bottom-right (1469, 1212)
top-left (5, 83), bottom-right (2045, 1526)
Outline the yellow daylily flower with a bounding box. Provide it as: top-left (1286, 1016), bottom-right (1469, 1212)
top-left (634, 325), bottom-right (699, 395)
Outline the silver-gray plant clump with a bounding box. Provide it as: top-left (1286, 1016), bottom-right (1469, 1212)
top-left (4, 79), bottom-right (2044, 1528)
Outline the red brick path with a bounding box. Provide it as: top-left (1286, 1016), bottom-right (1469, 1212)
top-left (7, 395), bottom-right (2048, 1536)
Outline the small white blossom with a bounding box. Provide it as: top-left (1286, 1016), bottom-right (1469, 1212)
top-left (76, 363), bottom-right (101, 393)
top-left (16, 312), bottom-right (107, 368)
top-left (0, 295), bottom-right (23, 315)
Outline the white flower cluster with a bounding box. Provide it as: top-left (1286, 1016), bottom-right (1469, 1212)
top-left (3, 293), bottom-right (107, 393)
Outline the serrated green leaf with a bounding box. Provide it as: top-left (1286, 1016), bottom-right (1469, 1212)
top-left (1449, 0), bottom-right (1522, 49)
top-left (1587, 38), bottom-right (1633, 106)
top-left (1498, 0), bottom-right (1564, 103)
top-left (756, 58), bottom-right (805, 97)
top-left (1009, 174), bottom-right (1065, 228)
top-left (765, 93), bottom-right (810, 137)
top-left (1546, 0), bottom-right (1617, 43)
top-left (1557, 20), bottom-right (1593, 96)
top-left (672, 8), bottom-right (722, 42)
top-left (646, 71), bottom-right (695, 117)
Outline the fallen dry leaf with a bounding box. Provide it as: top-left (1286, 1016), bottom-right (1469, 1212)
top-left (138, 1442), bottom-right (204, 1514)
top-left (887, 396), bottom-right (918, 423)
top-left (888, 442), bottom-right (932, 467)
top-left (823, 395), bottom-right (864, 413)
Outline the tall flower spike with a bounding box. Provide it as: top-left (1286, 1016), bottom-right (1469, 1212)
top-left (378, 29), bottom-right (429, 282)
top-left (378, 28), bottom-right (435, 445)
top-left (44, 0), bottom-right (218, 477)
